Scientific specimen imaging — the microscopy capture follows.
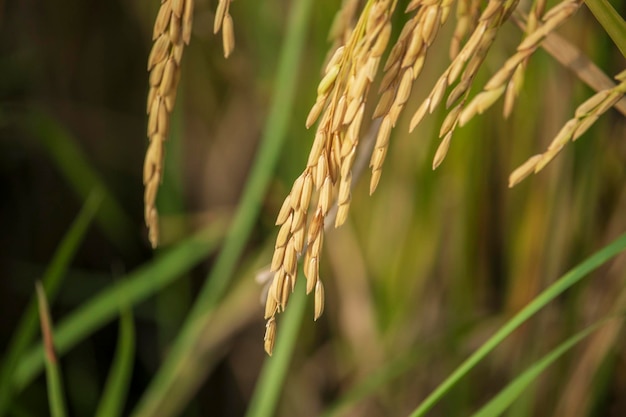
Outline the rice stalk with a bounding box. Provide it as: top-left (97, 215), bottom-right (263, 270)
top-left (408, 0), bottom-right (521, 169)
top-left (373, 0), bottom-right (454, 192)
top-left (458, 0), bottom-right (582, 126)
top-left (262, 0), bottom-right (621, 355)
top-left (144, 0), bottom-right (194, 248)
top-left (144, 0), bottom-right (240, 247)
top-left (508, 69), bottom-right (626, 187)
top-left (267, 1), bottom-right (520, 310)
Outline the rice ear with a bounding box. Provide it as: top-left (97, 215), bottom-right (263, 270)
top-left (144, 0), bottom-right (195, 248)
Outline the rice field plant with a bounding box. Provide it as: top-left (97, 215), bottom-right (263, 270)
top-left (1, 0), bottom-right (625, 416)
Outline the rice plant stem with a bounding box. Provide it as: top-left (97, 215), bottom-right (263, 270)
top-left (410, 231), bottom-right (626, 417)
top-left (131, 0), bottom-right (313, 414)
top-left (584, 0), bottom-right (626, 57)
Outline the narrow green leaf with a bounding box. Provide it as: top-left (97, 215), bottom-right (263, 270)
top-left (472, 321), bottom-right (608, 417)
top-left (94, 307), bottom-right (135, 417)
top-left (12, 220), bottom-right (226, 391)
top-left (409, 232), bottom-right (626, 417)
top-left (0, 189), bottom-right (102, 416)
top-left (36, 282), bottom-right (68, 417)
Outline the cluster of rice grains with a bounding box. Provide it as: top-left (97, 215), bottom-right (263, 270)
top-left (263, 0), bottom-right (623, 355)
top-left (509, 69), bottom-right (626, 186)
top-left (263, 0), bottom-right (397, 355)
top-left (144, 0), bottom-right (235, 248)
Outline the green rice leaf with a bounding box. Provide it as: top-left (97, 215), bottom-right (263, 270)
top-left (94, 307), bottom-right (135, 417)
top-left (584, 0), bottom-right (626, 57)
top-left (409, 232), bottom-right (626, 417)
top-left (471, 321), bottom-right (609, 417)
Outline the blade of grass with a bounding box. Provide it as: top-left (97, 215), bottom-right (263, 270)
top-left (21, 109), bottom-right (137, 254)
top-left (36, 282), bottom-right (67, 417)
top-left (584, 0), bottom-right (626, 57)
top-left (12, 219), bottom-right (227, 391)
top-left (131, 0), bottom-right (314, 413)
top-left (471, 320), bottom-right (610, 417)
top-left (94, 306), bottom-right (135, 417)
top-left (409, 231), bottom-right (626, 417)
top-left (0, 188), bottom-right (103, 416)
top-left (245, 277), bottom-right (307, 417)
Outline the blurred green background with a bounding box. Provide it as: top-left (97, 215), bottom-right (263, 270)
top-left (1, 0), bottom-right (626, 416)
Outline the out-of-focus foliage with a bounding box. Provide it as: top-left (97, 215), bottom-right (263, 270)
top-left (1, 0), bottom-right (626, 416)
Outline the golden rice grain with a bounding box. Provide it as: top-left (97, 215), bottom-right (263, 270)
top-left (572, 114), bottom-right (599, 141)
top-left (264, 284), bottom-right (278, 319)
top-left (214, 0), bottom-right (227, 33)
top-left (222, 14), bottom-right (235, 58)
top-left (508, 154), bottom-right (542, 187)
top-left (314, 280), bottom-right (325, 321)
top-left (213, 0), bottom-right (236, 58)
top-left (409, 98), bottom-right (430, 132)
top-left (264, 317), bottom-right (277, 356)
top-left (440, 103), bottom-right (462, 137)
top-left (575, 90), bottom-right (612, 118)
top-left (502, 64), bottom-right (524, 118)
top-left (432, 131), bottom-right (452, 169)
